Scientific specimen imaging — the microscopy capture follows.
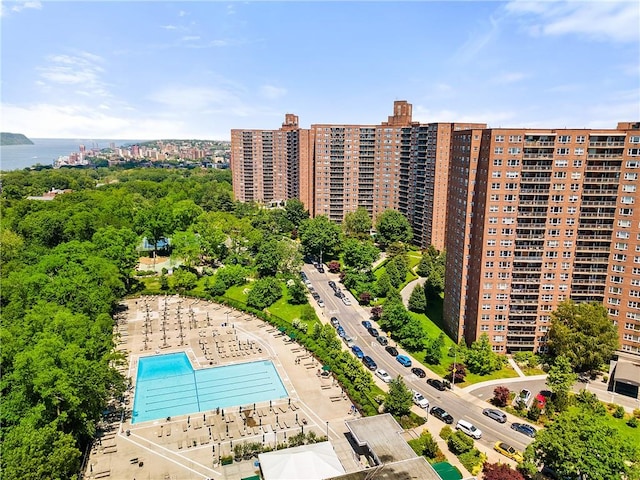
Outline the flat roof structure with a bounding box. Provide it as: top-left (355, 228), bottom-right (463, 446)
top-left (327, 414), bottom-right (441, 480)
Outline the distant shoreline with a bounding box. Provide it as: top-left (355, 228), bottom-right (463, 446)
top-left (1, 132), bottom-right (34, 146)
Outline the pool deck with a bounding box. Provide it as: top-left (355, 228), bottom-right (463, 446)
top-left (84, 295), bottom-right (362, 480)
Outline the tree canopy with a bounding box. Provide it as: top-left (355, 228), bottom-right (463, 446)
top-left (343, 206), bottom-right (372, 239)
top-left (548, 300), bottom-right (618, 372)
top-left (298, 215), bottom-right (342, 259)
top-left (375, 209), bottom-right (413, 247)
top-left (523, 407), bottom-right (639, 480)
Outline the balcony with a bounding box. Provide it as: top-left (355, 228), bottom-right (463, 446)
top-left (520, 177), bottom-right (552, 183)
top-left (523, 153), bottom-right (554, 159)
top-left (506, 339), bottom-right (536, 346)
top-left (585, 165), bottom-right (621, 172)
top-left (589, 141), bottom-right (625, 147)
top-left (517, 211), bottom-right (548, 217)
top-left (524, 141), bottom-right (555, 147)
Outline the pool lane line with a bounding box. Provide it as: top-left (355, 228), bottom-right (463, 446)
top-left (192, 366), bottom-right (202, 412)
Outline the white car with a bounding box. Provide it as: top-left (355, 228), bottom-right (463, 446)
top-left (412, 390), bottom-right (429, 409)
top-left (342, 296), bottom-right (352, 306)
top-left (375, 369), bottom-right (392, 383)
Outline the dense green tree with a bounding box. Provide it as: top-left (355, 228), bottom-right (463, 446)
top-left (92, 226), bottom-right (139, 287)
top-left (254, 239), bottom-right (281, 277)
top-left (172, 199), bottom-right (204, 232)
top-left (379, 301), bottom-right (411, 333)
top-left (447, 430), bottom-right (474, 454)
top-left (298, 215), bottom-right (342, 259)
top-left (546, 355), bottom-right (577, 412)
top-left (287, 280), bottom-right (308, 305)
top-left (170, 268), bottom-right (198, 293)
top-left (384, 377), bottom-right (413, 417)
top-left (135, 203), bottom-right (174, 256)
top-left (170, 230), bottom-right (202, 268)
top-left (385, 254), bottom-right (409, 288)
top-left (343, 207), bottom-right (372, 239)
top-left (2, 422), bottom-right (82, 480)
top-left (424, 333), bottom-right (445, 364)
top-left (548, 300), bottom-right (618, 372)
top-left (375, 209), bottom-right (413, 247)
top-left (465, 334), bottom-right (506, 375)
top-left (284, 198), bottom-right (309, 228)
top-left (0, 228), bottom-right (24, 264)
top-left (408, 283), bottom-right (426, 313)
top-left (342, 239), bottom-right (379, 272)
top-left (374, 272), bottom-right (393, 297)
top-left (247, 277), bottom-right (282, 309)
top-left (398, 315), bottom-right (426, 351)
top-left (276, 239), bottom-right (303, 276)
top-left (523, 408), bottom-right (638, 479)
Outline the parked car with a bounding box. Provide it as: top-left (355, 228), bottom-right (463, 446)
top-left (426, 378), bottom-right (446, 391)
top-left (330, 316), bottom-right (340, 327)
top-left (351, 345), bottom-right (364, 359)
top-left (328, 280), bottom-right (336, 290)
top-left (300, 271), bottom-right (308, 281)
top-left (375, 369), bottom-right (392, 383)
top-left (362, 356), bottom-right (377, 371)
top-left (518, 389), bottom-right (532, 406)
top-left (396, 354), bottom-right (412, 367)
top-left (430, 406), bottom-right (454, 424)
top-left (317, 298), bottom-right (325, 308)
top-left (342, 335), bottom-right (355, 348)
top-left (342, 296), bottom-right (352, 306)
top-left (511, 422), bottom-right (536, 438)
top-left (385, 346), bottom-right (399, 357)
top-left (336, 326), bottom-right (345, 338)
top-left (362, 320), bottom-right (372, 329)
top-left (483, 408), bottom-right (507, 423)
top-left (376, 336), bottom-right (389, 346)
top-left (412, 391), bottom-right (429, 409)
top-left (536, 390), bottom-right (553, 410)
top-left (411, 367), bottom-right (426, 378)
top-left (494, 442), bottom-right (524, 463)
top-left (456, 419), bottom-right (482, 439)
top-left (367, 327), bottom-right (379, 338)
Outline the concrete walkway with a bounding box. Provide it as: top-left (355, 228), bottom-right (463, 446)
top-left (507, 357), bottom-right (526, 377)
top-left (400, 276), bottom-right (426, 307)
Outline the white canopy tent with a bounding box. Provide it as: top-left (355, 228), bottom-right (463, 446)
top-left (258, 441), bottom-right (345, 480)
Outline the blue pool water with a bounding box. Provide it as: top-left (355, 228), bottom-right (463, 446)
top-left (132, 353), bottom-right (288, 424)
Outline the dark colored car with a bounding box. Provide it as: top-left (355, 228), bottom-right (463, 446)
top-left (367, 327), bottom-right (380, 338)
top-left (362, 356), bottom-right (377, 371)
top-left (426, 378), bottom-right (446, 391)
top-left (300, 271), bottom-right (308, 281)
top-left (385, 346), bottom-right (399, 357)
top-left (351, 345), bottom-right (364, 359)
top-left (376, 336), bottom-right (389, 346)
top-left (330, 316), bottom-right (340, 327)
top-left (411, 367), bottom-right (426, 378)
top-left (336, 326), bottom-right (345, 338)
top-left (430, 406), bottom-right (454, 424)
top-left (511, 422), bottom-right (537, 438)
top-left (328, 280), bottom-right (336, 290)
top-left (362, 320), bottom-right (372, 329)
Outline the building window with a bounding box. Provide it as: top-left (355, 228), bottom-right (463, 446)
top-left (558, 135), bottom-right (571, 143)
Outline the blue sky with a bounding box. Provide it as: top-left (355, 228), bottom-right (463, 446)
top-left (1, 1), bottom-right (638, 140)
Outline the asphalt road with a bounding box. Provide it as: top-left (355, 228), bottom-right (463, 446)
top-left (301, 261), bottom-right (538, 454)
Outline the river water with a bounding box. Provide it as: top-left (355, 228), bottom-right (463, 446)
top-left (0, 138), bottom-right (144, 171)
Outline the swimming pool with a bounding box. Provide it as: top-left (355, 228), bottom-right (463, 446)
top-left (132, 353), bottom-right (288, 424)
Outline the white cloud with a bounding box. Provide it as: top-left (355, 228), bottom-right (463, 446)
top-left (181, 36), bottom-right (201, 42)
top-left (37, 52), bottom-right (110, 98)
top-left (260, 85), bottom-right (287, 100)
top-left (161, 24), bottom-right (177, 30)
top-left (178, 10), bottom-right (187, 17)
top-left (492, 72), bottom-right (529, 84)
top-left (147, 85), bottom-right (242, 111)
top-left (506, 0), bottom-right (640, 43)
top-left (1, 0), bottom-right (41, 16)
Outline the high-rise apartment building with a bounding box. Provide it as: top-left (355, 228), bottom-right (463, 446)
top-left (230, 104), bottom-right (640, 355)
top-left (231, 114), bottom-right (311, 207)
top-left (231, 101), bottom-right (462, 250)
top-left (444, 123), bottom-right (640, 354)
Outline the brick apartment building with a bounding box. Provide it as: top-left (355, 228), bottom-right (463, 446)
top-left (231, 104), bottom-right (640, 355)
top-left (443, 124), bottom-right (640, 354)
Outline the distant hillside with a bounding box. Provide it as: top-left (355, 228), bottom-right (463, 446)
top-left (1, 132), bottom-right (34, 146)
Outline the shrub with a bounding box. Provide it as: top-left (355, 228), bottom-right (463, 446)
top-left (327, 260), bottom-right (341, 273)
top-left (628, 416), bottom-right (638, 428)
top-left (448, 430), bottom-right (474, 454)
top-left (246, 277), bottom-right (282, 309)
top-left (634, 409), bottom-right (640, 419)
top-left (458, 449), bottom-right (485, 476)
top-left (492, 386), bottom-right (510, 407)
top-left (613, 405), bottom-right (625, 419)
top-left (527, 402), bottom-right (541, 422)
top-left (439, 425), bottom-right (453, 440)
